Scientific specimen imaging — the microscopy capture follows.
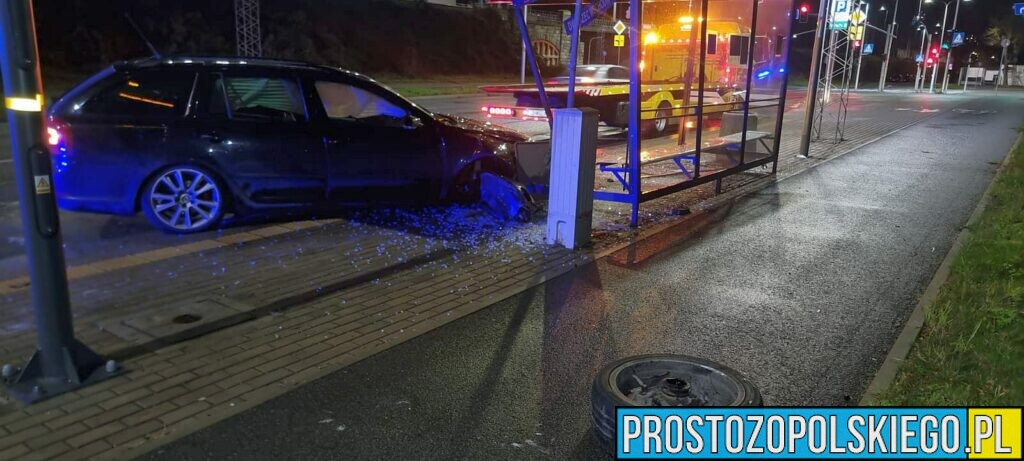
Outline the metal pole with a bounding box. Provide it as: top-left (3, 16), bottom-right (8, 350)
top-left (823, 28), bottom-right (838, 103)
top-left (613, 2), bottom-right (621, 65)
top-left (929, 3), bottom-right (948, 93)
top-left (627, 0), bottom-right (641, 226)
top-left (996, 41), bottom-right (1007, 92)
top-left (854, 45), bottom-right (863, 90)
top-left (940, 0), bottom-right (960, 92)
top-left (693, 0), bottom-right (709, 178)
top-left (799, 0), bottom-right (831, 157)
top-left (773, 1), bottom-right (799, 173)
top-left (0, 0), bottom-right (118, 404)
top-left (921, 27), bottom-right (929, 91)
top-left (879, 0), bottom-right (899, 92)
top-left (921, 32), bottom-right (932, 90)
top-left (738, 0), bottom-right (761, 166)
top-left (520, 5), bottom-right (529, 84)
top-left (963, 58), bottom-right (969, 93)
top-left (514, 5), bottom-right (553, 125)
top-left (854, 3), bottom-right (868, 90)
top-left (912, 0), bottom-right (925, 90)
top-left (566, 0), bottom-right (584, 108)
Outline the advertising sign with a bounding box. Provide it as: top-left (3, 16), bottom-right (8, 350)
top-left (830, 0), bottom-right (852, 30)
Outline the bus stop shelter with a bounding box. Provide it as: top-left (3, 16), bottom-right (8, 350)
top-left (506, 0), bottom-right (797, 226)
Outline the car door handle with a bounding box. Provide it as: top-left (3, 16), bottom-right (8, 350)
top-left (199, 131), bottom-right (222, 143)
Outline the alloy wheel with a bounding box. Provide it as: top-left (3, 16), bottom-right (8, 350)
top-left (148, 168), bottom-right (222, 231)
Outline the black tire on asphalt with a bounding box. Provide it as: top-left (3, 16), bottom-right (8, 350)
top-left (140, 164), bottom-right (229, 234)
top-left (590, 354), bottom-right (763, 454)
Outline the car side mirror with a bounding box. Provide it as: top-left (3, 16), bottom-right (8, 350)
top-left (403, 115), bottom-right (423, 130)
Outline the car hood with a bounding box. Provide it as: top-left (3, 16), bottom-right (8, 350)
top-left (433, 113), bottom-right (529, 144)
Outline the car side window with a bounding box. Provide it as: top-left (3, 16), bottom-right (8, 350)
top-left (314, 81), bottom-right (408, 127)
top-left (81, 72), bottom-right (196, 118)
top-left (210, 75), bottom-right (307, 122)
top-left (608, 67), bottom-right (629, 80)
top-left (707, 34), bottom-right (718, 55)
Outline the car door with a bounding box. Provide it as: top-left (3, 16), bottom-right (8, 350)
top-left (308, 78), bottom-right (443, 204)
top-left (58, 69), bottom-right (198, 212)
top-left (196, 69), bottom-right (326, 205)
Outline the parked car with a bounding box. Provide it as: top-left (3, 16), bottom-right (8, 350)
top-left (546, 64), bottom-right (631, 85)
top-left (47, 57), bottom-right (527, 233)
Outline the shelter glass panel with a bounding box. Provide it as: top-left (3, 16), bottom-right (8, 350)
top-left (633, 0), bottom-right (708, 193)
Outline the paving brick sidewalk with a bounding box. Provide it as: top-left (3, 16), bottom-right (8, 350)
top-left (0, 91), bottom-right (970, 460)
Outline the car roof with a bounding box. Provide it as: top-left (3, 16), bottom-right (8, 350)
top-left (114, 56), bottom-right (374, 82)
top-left (576, 64), bottom-right (626, 70)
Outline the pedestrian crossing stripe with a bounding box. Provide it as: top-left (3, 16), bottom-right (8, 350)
top-left (34, 175), bottom-right (52, 194)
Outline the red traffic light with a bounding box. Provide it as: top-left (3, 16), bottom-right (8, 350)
top-left (853, 40), bottom-right (861, 48)
top-left (931, 47), bottom-right (939, 55)
top-left (926, 57), bottom-right (934, 66)
top-left (797, 3), bottom-right (811, 22)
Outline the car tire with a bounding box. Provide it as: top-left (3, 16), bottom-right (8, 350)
top-left (590, 354), bottom-right (762, 454)
top-left (450, 161), bottom-right (485, 203)
top-left (141, 165), bottom-right (228, 234)
top-left (642, 101), bottom-right (673, 136)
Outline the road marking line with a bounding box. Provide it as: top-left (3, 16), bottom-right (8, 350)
top-left (0, 219), bottom-right (339, 295)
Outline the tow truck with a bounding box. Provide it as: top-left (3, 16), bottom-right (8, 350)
top-left (480, 15), bottom-right (774, 134)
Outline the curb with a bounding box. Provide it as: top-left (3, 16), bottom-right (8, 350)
top-left (858, 133), bottom-right (1022, 405)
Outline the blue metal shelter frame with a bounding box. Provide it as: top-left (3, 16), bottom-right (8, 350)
top-left (511, 0), bottom-right (797, 227)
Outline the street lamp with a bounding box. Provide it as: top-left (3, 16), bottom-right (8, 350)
top-left (928, 6), bottom-right (947, 93)
top-left (914, 23), bottom-right (929, 91)
top-left (940, 0), bottom-right (971, 93)
top-left (878, 1), bottom-right (900, 92)
top-left (913, 0), bottom-right (932, 91)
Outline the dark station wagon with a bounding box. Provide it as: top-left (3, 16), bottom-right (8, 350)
top-left (47, 57), bottom-right (527, 233)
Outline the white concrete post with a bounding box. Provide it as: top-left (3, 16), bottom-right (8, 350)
top-left (546, 108), bottom-right (598, 250)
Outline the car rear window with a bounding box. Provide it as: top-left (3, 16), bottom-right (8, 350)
top-left (210, 76), bottom-right (306, 122)
top-left (81, 72), bottom-right (196, 118)
top-left (607, 67), bottom-right (629, 80)
top-left (573, 67), bottom-right (603, 79)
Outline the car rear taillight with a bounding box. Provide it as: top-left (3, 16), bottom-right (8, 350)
top-left (482, 106), bottom-right (515, 118)
top-left (46, 126), bottom-right (61, 146)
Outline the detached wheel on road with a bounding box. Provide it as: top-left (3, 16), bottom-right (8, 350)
top-left (590, 354), bottom-right (762, 454)
top-left (141, 165), bottom-right (227, 234)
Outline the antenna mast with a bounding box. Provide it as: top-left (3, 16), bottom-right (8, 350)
top-left (235, 0), bottom-right (262, 57)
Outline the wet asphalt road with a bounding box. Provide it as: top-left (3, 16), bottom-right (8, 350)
top-left (144, 94), bottom-right (1023, 460)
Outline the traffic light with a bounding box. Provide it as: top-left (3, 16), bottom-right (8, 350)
top-left (931, 47), bottom-right (940, 56)
top-left (853, 40), bottom-right (861, 48)
top-left (797, 3), bottom-right (810, 23)
top-left (926, 57), bottom-right (935, 67)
